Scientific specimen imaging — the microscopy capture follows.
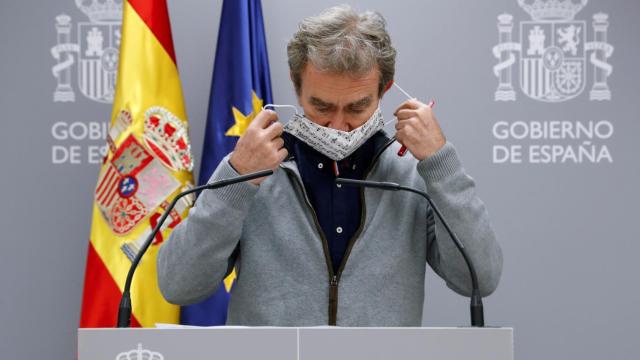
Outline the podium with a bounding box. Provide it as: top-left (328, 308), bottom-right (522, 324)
top-left (78, 327), bottom-right (513, 359)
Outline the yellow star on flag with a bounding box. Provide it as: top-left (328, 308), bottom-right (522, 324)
top-left (224, 270), bottom-right (236, 292)
top-left (225, 91), bottom-right (264, 137)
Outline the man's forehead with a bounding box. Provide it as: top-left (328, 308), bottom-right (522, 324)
top-left (309, 95), bottom-right (373, 107)
top-left (299, 63), bottom-right (380, 104)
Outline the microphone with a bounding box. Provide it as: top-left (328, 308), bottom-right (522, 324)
top-left (335, 177), bottom-right (485, 327)
top-left (116, 169), bottom-right (274, 328)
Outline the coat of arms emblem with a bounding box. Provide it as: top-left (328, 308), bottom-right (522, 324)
top-left (95, 106), bottom-right (195, 261)
top-left (51, 0), bottom-right (123, 103)
top-left (492, 0), bottom-right (614, 102)
top-left (115, 343), bottom-right (164, 360)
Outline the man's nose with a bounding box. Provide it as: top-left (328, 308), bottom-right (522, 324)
top-left (328, 111), bottom-right (349, 131)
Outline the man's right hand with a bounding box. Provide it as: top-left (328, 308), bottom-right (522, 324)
top-left (229, 109), bottom-right (288, 185)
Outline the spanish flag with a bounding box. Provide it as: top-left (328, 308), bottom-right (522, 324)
top-left (80, 0), bottom-right (193, 328)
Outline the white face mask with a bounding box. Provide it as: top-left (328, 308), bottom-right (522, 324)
top-left (264, 103), bottom-right (385, 161)
top-left (264, 82), bottom-right (416, 161)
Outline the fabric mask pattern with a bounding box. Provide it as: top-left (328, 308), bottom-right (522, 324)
top-left (264, 104), bottom-right (384, 161)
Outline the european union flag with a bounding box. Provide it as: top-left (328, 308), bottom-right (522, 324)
top-left (180, 0), bottom-right (273, 326)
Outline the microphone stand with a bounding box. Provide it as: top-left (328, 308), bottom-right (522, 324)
top-left (116, 169), bottom-right (273, 328)
top-left (335, 177), bottom-right (485, 327)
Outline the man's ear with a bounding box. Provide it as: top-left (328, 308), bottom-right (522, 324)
top-left (291, 71), bottom-right (304, 106)
top-left (290, 70), bottom-right (302, 101)
top-left (382, 79), bottom-right (394, 96)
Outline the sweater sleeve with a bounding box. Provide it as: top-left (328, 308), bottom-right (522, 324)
top-left (417, 142), bottom-right (503, 297)
top-left (157, 156), bottom-right (259, 305)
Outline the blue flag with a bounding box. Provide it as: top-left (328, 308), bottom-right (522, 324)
top-left (180, 0), bottom-right (273, 326)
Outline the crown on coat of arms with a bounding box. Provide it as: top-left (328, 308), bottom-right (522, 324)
top-left (75, 0), bottom-right (122, 23)
top-left (144, 107), bottom-right (194, 172)
top-left (517, 0), bottom-right (587, 21)
top-left (116, 344), bottom-right (164, 360)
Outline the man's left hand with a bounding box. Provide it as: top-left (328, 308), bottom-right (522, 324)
top-left (394, 99), bottom-right (446, 161)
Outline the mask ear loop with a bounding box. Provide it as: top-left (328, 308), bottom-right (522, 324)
top-left (388, 82), bottom-right (415, 128)
top-left (263, 104), bottom-right (299, 115)
top-left (393, 82), bottom-right (415, 100)
top-left (262, 104), bottom-right (300, 126)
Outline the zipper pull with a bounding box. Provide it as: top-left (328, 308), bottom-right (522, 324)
top-left (329, 275), bottom-right (339, 300)
top-left (328, 275), bottom-right (339, 326)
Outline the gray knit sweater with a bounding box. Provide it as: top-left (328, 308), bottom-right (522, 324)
top-left (157, 141), bottom-right (502, 326)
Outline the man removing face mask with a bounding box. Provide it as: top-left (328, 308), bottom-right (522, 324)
top-left (158, 5), bottom-right (503, 326)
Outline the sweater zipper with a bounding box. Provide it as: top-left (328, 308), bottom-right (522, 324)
top-left (282, 138), bottom-right (396, 325)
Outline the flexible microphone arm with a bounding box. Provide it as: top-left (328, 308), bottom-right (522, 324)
top-left (335, 177), bottom-right (485, 327)
top-left (116, 169), bottom-right (274, 328)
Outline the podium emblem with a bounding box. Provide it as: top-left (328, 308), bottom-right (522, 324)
top-left (115, 343), bottom-right (164, 360)
top-left (492, 0), bottom-right (614, 102)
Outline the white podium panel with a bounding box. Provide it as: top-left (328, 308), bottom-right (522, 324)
top-left (78, 327), bottom-right (513, 360)
top-left (300, 328), bottom-right (513, 360)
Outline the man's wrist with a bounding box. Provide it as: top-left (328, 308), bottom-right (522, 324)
top-left (228, 155), bottom-right (241, 175)
top-left (416, 138), bottom-right (447, 161)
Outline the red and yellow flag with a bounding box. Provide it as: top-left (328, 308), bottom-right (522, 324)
top-left (80, 0), bottom-right (193, 328)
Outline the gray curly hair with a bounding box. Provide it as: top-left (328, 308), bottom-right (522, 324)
top-left (287, 5), bottom-right (397, 96)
